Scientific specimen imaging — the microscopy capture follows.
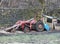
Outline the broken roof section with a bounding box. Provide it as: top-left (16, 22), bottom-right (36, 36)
top-left (43, 14), bottom-right (60, 20)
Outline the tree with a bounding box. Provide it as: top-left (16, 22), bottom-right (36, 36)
top-left (35, 0), bottom-right (45, 20)
top-left (39, 0), bottom-right (45, 15)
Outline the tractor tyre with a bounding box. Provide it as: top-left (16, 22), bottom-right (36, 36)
top-left (36, 20), bottom-right (44, 32)
top-left (24, 26), bottom-right (30, 33)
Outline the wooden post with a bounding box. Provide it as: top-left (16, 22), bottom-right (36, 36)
top-left (52, 18), bottom-right (57, 30)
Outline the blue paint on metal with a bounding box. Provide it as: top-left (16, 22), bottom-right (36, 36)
top-left (44, 23), bottom-right (50, 31)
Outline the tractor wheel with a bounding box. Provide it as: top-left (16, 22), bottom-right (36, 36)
top-left (36, 20), bottom-right (44, 32)
top-left (24, 26), bottom-right (30, 33)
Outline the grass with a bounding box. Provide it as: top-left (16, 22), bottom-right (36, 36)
top-left (0, 33), bottom-right (60, 44)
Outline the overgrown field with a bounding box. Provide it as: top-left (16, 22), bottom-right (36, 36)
top-left (0, 32), bottom-right (60, 44)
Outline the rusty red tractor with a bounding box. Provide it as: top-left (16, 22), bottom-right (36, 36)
top-left (6, 18), bottom-right (46, 33)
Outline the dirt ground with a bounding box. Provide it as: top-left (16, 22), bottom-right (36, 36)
top-left (0, 29), bottom-right (60, 36)
top-left (0, 29), bottom-right (60, 44)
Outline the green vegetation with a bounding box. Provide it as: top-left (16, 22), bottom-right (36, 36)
top-left (0, 0), bottom-right (60, 27)
top-left (0, 33), bottom-right (60, 44)
top-left (0, 9), bottom-right (41, 27)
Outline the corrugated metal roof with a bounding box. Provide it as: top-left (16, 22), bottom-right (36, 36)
top-left (43, 14), bottom-right (60, 20)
